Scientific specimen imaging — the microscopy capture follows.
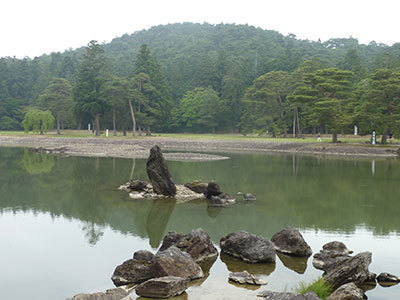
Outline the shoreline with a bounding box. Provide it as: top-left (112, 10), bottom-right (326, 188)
top-left (0, 134), bottom-right (399, 161)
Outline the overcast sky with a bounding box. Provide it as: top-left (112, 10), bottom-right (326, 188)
top-left (1, 0), bottom-right (399, 58)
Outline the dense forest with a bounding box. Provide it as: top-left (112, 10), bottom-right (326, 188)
top-left (1, 23), bottom-right (400, 142)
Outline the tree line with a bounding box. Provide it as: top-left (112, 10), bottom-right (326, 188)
top-left (1, 23), bottom-right (400, 142)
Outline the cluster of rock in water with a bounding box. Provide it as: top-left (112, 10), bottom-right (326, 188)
top-left (69, 146), bottom-right (400, 299)
top-left (119, 145), bottom-right (256, 206)
top-left (69, 226), bottom-right (400, 300)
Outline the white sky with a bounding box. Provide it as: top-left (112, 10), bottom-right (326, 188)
top-left (1, 0), bottom-right (399, 58)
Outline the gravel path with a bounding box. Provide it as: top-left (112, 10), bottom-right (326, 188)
top-left (0, 135), bottom-right (398, 160)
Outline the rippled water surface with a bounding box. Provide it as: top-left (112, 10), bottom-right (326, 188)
top-left (1, 147), bottom-right (400, 300)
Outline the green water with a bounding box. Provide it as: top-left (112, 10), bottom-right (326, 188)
top-left (1, 147), bottom-right (400, 300)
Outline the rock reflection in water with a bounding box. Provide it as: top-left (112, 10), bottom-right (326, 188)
top-left (137, 292), bottom-right (188, 300)
top-left (277, 253), bottom-right (308, 274)
top-left (220, 252), bottom-right (276, 275)
top-left (190, 256), bottom-right (218, 287)
top-left (146, 198), bottom-right (176, 248)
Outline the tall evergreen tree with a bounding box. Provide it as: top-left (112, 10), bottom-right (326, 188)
top-left (74, 41), bottom-right (108, 136)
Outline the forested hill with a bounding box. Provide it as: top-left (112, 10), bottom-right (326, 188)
top-left (1, 23), bottom-right (400, 136)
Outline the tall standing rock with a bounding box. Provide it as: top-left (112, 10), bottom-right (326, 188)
top-left (146, 145), bottom-right (177, 196)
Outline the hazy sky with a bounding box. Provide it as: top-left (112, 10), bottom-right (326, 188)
top-left (1, 0), bottom-right (399, 58)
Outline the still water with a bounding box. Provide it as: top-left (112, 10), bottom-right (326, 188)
top-left (1, 147), bottom-right (400, 300)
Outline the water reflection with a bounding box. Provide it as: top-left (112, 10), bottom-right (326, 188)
top-left (220, 253), bottom-right (275, 275)
top-left (22, 149), bottom-right (55, 174)
top-left (277, 253), bottom-right (308, 274)
top-left (146, 198), bottom-right (176, 248)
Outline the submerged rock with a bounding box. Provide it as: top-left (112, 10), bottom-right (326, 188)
top-left (242, 193), bottom-right (256, 201)
top-left (67, 288), bottom-right (130, 300)
top-left (184, 181), bottom-right (208, 194)
top-left (326, 282), bottom-right (365, 300)
top-left (228, 270), bottom-right (267, 285)
top-left (209, 194), bottom-right (235, 207)
top-left (146, 145), bottom-right (176, 196)
top-left (271, 227), bottom-right (312, 257)
top-left (151, 246), bottom-right (204, 280)
top-left (135, 276), bottom-right (188, 299)
top-left (377, 272), bottom-right (400, 286)
top-left (258, 290), bottom-right (321, 300)
top-left (159, 228), bottom-right (218, 264)
top-left (220, 231), bottom-right (276, 263)
top-left (324, 251), bottom-right (372, 290)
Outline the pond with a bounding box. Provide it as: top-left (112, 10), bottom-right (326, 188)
top-left (1, 147), bottom-right (400, 300)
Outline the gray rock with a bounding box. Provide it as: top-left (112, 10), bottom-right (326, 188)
top-left (184, 181), bottom-right (208, 194)
top-left (324, 251), bottom-right (372, 290)
top-left (111, 255), bottom-right (154, 286)
top-left (205, 181), bottom-right (222, 198)
top-left (271, 227), bottom-right (312, 257)
top-left (133, 250), bottom-right (154, 261)
top-left (326, 282), bottom-right (365, 300)
top-left (243, 193), bottom-right (256, 201)
top-left (67, 288), bottom-right (130, 300)
top-left (258, 291), bottom-right (322, 300)
top-left (313, 250), bottom-right (352, 271)
top-left (146, 145), bottom-right (176, 196)
top-left (228, 270), bottom-right (267, 285)
top-left (322, 241), bottom-right (353, 254)
top-left (159, 228), bottom-right (218, 264)
top-left (128, 179), bottom-right (150, 192)
top-left (151, 246), bottom-right (204, 280)
top-left (257, 291), bottom-right (297, 300)
top-left (365, 272), bottom-right (377, 283)
top-left (377, 272), bottom-right (400, 285)
top-left (159, 231), bottom-right (184, 252)
top-left (220, 231), bottom-right (276, 263)
top-left (135, 276), bottom-right (188, 299)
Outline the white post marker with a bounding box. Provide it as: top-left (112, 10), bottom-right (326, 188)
top-left (106, 129), bottom-right (109, 137)
top-left (354, 125), bottom-right (358, 135)
top-left (88, 124), bottom-right (91, 131)
top-left (372, 131), bottom-right (376, 145)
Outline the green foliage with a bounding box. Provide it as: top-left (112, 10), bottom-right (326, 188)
top-left (176, 87), bottom-right (222, 132)
top-left (39, 78), bottom-right (74, 133)
top-left (74, 40), bottom-right (107, 135)
top-left (295, 277), bottom-right (332, 299)
top-left (22, 109), bottom-right (55, 134)
top-left (291, 68), bottom-right (354, 141)
top-left (241, 71), bottom-right (290, 135)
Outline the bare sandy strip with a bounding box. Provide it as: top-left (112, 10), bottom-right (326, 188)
top-left (0, 135), bottom-right (398, 161)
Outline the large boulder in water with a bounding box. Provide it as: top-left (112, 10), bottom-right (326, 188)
top-left (271, 227), bottom-right (312, 257)
top-left (151, 246), bottom-right (204, 280)
top-left (146, 145), bottom-right (176, 196)
top-left (205, 181), bottom-right (222, 198)
top-left (135, 276), bottom-right (189, 299)
top-left (326, 282), bottom-right (365, 300)
top-left (111, 250), bottom-right (155, 286)
top-left (220, 231), bottom-right (276, 263)
top-left (313, 241), bottom-right (353, 271)
top-left (324, 251), bottom-right (372, 290)
top-left (158, 228), bottom-right (218, 264)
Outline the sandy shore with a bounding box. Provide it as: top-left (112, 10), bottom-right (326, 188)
top-left (0, 135), bottom-right (398, 161)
